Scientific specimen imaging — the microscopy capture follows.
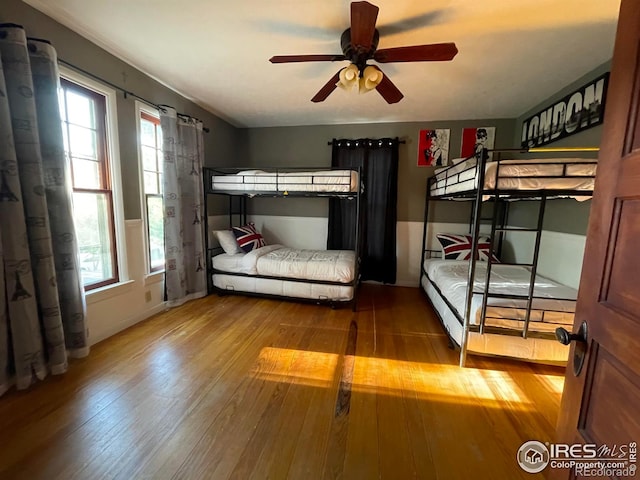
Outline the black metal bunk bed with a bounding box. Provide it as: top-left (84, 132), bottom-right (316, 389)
top-left (420, 147), bottom-right (598, 367)
top-left (202, 166), bottom-right (363, 310)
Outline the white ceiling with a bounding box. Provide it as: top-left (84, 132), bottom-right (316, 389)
top-left (24, 0), bottom-right (621, 128)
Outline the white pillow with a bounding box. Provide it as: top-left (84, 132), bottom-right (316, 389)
top-left (213, 230), bottom-right (241, 254)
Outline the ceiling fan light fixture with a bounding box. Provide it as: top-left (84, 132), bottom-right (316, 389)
top-left (337, 64), bottom-right (360, 91)
top-left (282, 2), bottom-right (457, 103)
top-left (359, 65), bottom-right (383, 93)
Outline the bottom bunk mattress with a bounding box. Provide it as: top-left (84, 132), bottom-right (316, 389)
top-left (421, 259), bottom-right (573, 363)
top-left (423, 259), bottom-right (576, 332)
top-left (213, 274), bottom-right (353, 301)
top-left (212, 244), bottom-right (356, 301)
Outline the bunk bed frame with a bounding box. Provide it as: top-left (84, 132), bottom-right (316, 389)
top-left (202, 166), bottom-right (363, 310)
top-left (420, 147), bottom-right (598, 367)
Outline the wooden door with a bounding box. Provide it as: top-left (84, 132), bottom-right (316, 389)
top-left (554, 0), bottom-right (640, 478)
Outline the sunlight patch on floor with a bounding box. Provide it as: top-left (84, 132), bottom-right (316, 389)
top-left (249, 347), bottom-right (561, 410)
top-left (250, 347), bottom-right (339, 388)
top-left (536, 371), bottom-right (566, 396)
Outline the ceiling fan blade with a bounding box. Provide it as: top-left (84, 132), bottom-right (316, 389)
top-left (350, 1), bottom-right (379, 51)
top-left (311, 71), bottom-right (342, 103)
top-left (372, 67), bottom-right (404, 104)
top-left (270, 54), bottom-right (346, 63)
top-left (374, 43), bottom-right (458, 63)
top-left (377, 10), bottom-right (447, 36)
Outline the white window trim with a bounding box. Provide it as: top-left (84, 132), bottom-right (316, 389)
top-left (135, 100), bottom-right (165, 277)
top-left (59, 65), bottom-right (129, 292)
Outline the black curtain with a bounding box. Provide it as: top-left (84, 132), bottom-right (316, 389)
top-left (327, 138), bottom-right (399, 284)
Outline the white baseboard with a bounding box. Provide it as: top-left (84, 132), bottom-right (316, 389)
top-left (90, 301), bottom-right (167, 346)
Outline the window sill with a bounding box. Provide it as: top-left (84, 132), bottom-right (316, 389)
top-left (86, 280), bottom-right (135, 305)
top-left (144, 271), bottom-right (165, 286)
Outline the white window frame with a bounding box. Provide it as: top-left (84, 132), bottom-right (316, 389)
top-left (135, 100), bottom-right (165, 282)
top-left (59, 65), bottom-right (129, 297)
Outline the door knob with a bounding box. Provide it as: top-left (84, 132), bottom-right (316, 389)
top-left (555, 321), bottom-right (588, 376)
top-left (555, 326), bottom-right (587, 345)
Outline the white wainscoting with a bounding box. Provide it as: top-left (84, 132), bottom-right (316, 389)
top-left (404, 221), bottom-right (491, 287)
top-left (207, 215), bottom-right (586, 290)
top-left (249, 215), bottom-right (329, 250)
top-left (250, 215), bottom-right (423, 286)
top-left (209, 215), bottom-right (464, 288)
top-left (86, 219), bottom-right (166, 345)
top-left (503, 229), bottom-right (586, 289)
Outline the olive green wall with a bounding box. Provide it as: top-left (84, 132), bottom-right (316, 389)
top-left (513, 61), bottom-right (611, 150)
top-left (505, 199), bottom-right (592, 235)
top-left (242, 119), bottom-right (516, 222)
top-left (2, 0), bottom-right (242, 219)
top-left (7, 0), bottom-right (608, 228)
top-left (508, 61), bottom-right (611, 233)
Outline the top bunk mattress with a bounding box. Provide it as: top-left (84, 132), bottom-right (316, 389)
top-left (212, 245), bottom-right (356, 283)
top-left (430, 157), bottom-right (597, 198)
top-left (210, 169), bottom-right (359, 194)
top-left (423, 258), bottom-right (577, 333)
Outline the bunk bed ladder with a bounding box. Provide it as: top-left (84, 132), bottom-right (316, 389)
top-left (522, 195), bottom-right (547, 339)
top-left (459, 151), bottom-right (488, 368)
top-left (478, 197), bottom-right (501, 335)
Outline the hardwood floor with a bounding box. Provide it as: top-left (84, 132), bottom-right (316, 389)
top-left (0, 285), bottom-right (564, 479)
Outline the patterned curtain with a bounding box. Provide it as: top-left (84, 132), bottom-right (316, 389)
top-left (160, 107), bottom-right (206, 306)
top-left (0, 24), bottom-right (88, 396)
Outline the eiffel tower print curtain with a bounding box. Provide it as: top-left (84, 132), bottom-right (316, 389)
top-left (159, 107), bottom-right (206, 306)
top-left (0, 24), bottom-right (88, 396)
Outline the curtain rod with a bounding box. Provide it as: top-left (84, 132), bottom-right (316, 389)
top-left (58, 59), bottom-right (210, 133)
top-left (327, 138), bottom-right (406, 145)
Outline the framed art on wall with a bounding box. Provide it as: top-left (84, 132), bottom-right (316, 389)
top-left (521, 72), bottom-right (609, 148)
top-left (417, 129), bottom-right (450, 167)
top-left (461, 127), bottom-right (495, 161)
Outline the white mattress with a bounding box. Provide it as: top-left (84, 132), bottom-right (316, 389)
top-left (430, 157), bottom-right (596, 198)
top-left (423, 259), bottom-right (576, 333)
top-left (214, 274), bottom-right (354, 301)
top-left (211, 169), bottom-right (359, 193)
top-left (421, 274), bottom-right (569, 363)
top-left (212, 245), bottom-right (356, 283)
top-left (211, 253), bottom-right (246, 273)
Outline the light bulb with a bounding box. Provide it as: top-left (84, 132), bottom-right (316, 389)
top-left (337, 64), bottom-right (360, 91)
top-left (359, 66), bottom-right (383, 93)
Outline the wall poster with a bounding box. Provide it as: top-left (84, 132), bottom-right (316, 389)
top-left (461, 127), bottom-right (496, 161)
top-left (417, 129), bottom-right (450, 167)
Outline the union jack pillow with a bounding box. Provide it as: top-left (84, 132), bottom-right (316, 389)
top-left (478, 239), bottom-right (501, 263)
top-left (232, 222), bottom-right (267, 253)
top-left (436, 233), bottom-right (500, 262)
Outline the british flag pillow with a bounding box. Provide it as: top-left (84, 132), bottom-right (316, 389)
top-left (232, 222), bottom-right (267, 253)
top-left (478, 237), bottom-right (501, 263)
top-left (436, 233), bottom-right (500, 262)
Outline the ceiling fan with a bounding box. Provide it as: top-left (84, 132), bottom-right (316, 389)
top-left (269, 1), bottom-right (458, 104)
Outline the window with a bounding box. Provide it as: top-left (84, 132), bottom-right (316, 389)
top-left (59, 78), bottom-right (119, 290)
top-left (138, 107), bottom-right (165, 273)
